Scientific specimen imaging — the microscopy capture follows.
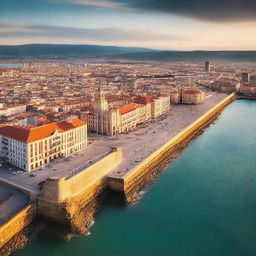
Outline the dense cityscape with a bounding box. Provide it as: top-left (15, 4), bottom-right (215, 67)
top-left (0, 60), bottom-right (255, 173)
top-left (1, 0), bottom-right (256, 253)
top-left (0, 58), bottom-right (256, 256)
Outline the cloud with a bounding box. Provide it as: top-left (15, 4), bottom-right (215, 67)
top-left (125, 0), bottom-right (256, 22)
top-left (61, 0), bottom-right (124, 9)
top-left (0, 23), bottom-right (184, 43)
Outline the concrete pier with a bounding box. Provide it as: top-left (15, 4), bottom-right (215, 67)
top-left (107, 93), bottom-right (236, 195)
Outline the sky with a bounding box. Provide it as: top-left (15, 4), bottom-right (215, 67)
top-left (0, 0), bottom-right (256, 50)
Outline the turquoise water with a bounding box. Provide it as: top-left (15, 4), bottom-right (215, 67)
top-left (13, 99), bottom-right (256, 256)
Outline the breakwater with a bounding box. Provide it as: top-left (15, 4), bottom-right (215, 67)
top-left (107, 93), bottom-right (236, 200)
top-left (0, 204), bottom-right (36, 255)
top-left (236, 94), bottom-right (256, 100)
top-left (38, 147), bottom-right (122, 224)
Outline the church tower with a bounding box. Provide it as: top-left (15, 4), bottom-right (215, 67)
top-left (92, 84), bottom-right (108, 112)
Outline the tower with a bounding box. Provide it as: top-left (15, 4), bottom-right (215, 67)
top-left (242, 72), bottom-right (250, 83)
top-left (188, 75), bottom-right (195, 87)
top-left (92, 84), bottom-right (108, 112)
top-left (205, 61), bottom-right (211, 72)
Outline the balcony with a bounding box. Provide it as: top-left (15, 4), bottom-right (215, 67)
top-left (2, 141), bottom-right (8, 146)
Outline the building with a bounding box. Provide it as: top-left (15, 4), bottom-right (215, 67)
top-left (239, 83), bottom-right (256, 95)
top-left (133, 96), bottom-right (153, 121)
top-left (87, 89), bottom-right (120, 136)
top-left (242, 72), bottom-right (250, 83)
top-left (181, 88), bottom-right (205, 104)
top-left (87, 90), bottom-right (170, 136)
top-left (0, 104), bottom-right (27, 118)
top-left (119, 104), bottom-right (139, 132)
top-left (210, 78), bottom-right (240, 92)
top-left (205, 61), bottom-right (211, 72)
top-left (152, 95), bottom-right (171, 118)
top-left (0, 118), bottom-right (87, 172)
top-left (169, 89), bottom-right (181, 104)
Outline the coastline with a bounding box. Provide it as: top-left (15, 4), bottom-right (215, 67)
top-left (107, 93), bottom-right (236, 200)
top-left (0, 93), bottom-right (236, 254)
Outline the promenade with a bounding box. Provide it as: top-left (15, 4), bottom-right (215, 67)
top-left (0, 91), bottom-right (228, 191)
top-left (0, 91), bottom-right (229, 225)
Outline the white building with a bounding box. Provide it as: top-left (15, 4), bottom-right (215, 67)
top-left (0, 118), bottom-right (87, 171)
top-left (0, 104), bottom-right (27, 118)
top-left (87, 91), bottom-right (170, 136)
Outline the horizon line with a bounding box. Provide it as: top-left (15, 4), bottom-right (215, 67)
top-left (0, 43), bottom-right (256, 52)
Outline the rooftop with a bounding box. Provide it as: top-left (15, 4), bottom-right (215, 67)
top-left (119, 104), bottom-right (137, 115)
top-left (0, 118), bottom-right (85, 143)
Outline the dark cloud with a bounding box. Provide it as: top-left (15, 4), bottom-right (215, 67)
top-left (0, 23), bottom-right (184, 42)
top-left (125, 0), bottom-right (256, 21)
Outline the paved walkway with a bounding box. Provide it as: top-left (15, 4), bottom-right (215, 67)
top-left (0, 184), bottom-right (29, 225)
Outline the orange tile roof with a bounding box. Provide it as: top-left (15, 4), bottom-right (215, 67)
top-left (183, 90), bottom-right (201, 94)
top-left (119, 104), bottom-right (137, 115)
top-left (134, 96), bottom-right (153, 105)
top-left (0, 118), bottom-right (86, 143)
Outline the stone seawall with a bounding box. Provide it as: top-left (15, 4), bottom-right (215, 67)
top-left (108, 93), bottom-right (236, 197)
top-left (236, 95), bottom-right (256, 100)
top-left (38, 147), bottom-right (122, 223)
top-left (0, 204), bottom-right (36, 252)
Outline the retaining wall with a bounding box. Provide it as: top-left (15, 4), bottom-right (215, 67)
top-left (0, 204), bottom-right (36, 249)
top-left (38, 147), bottom-right (122, 222)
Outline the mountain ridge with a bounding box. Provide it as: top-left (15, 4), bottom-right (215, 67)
top-left (0, 44), bottom-right (255, 62)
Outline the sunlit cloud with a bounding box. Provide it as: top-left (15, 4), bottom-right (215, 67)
top-left (0, 23), bottom-right (185, 43)
top-left (53, 0), bottom-right (128, 10)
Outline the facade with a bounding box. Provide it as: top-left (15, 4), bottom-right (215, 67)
top-left (169, 89), bottom-right (181, 104)
top-left (133, 96), bottom-right (153, 121)
top-left (239, 83), bottom-right (256, 95)
top-left (242, 72), bottom-right (250, 83)
top-left (210, 79), bottom-right (240, 92)
top-left (0, 104), bottom-right (27, 118)
top-left (152, 96), bottom-right (171, 118)
top-left (0, 118), bottom-right (87, 172)
top-left (119, 104), bottom-right (139, 132)
top-left (181, 88), bottom-right (205, 104)
top-left (87, 91), bottom-right (170, 136)
top-left (87, 90), bottom-right (120, 136)
top-left (205, 61), bottom-right (211, 72)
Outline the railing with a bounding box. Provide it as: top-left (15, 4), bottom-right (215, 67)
top-left (65, 149), bottom-right (113, 180)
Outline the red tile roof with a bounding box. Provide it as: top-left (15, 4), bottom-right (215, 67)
top-left (134, 96), bottom-right (153, 105)
top-left (0, 118), bottom-right (86, 143)
top-left (119, 104), bottom-right (137, 115)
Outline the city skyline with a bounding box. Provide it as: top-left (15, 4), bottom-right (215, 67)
top-left (1, 0), bottom-right (256, 50)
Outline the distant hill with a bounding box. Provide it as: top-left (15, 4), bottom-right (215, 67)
top-left (0, 44), bottom-right (155, 58)
top-left (110, 50), bottom-right (256, 62)
top-left (0, 44), bottom-right (255, 62)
